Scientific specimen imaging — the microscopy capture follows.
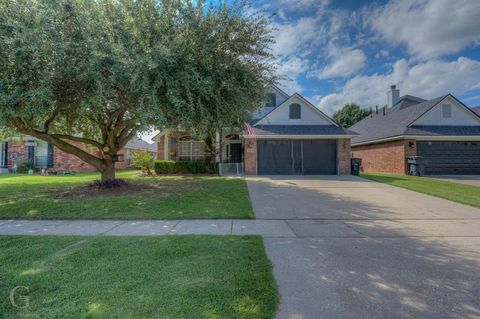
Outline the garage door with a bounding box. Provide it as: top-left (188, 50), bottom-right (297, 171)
top-left (257, 139), bottom-right (337, 175)
top-left (417, 141), bottom-right (480, 175)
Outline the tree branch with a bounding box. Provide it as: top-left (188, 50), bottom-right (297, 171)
top-left (11, 118), bottom-right (105, 170)
top-left (51, 134), bottom-right (104, 149)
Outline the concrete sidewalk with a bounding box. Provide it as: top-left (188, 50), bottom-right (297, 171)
top-left (2, 218), bottom-right (480, 237)
top-left (0, 219), bottom-right (294, 237)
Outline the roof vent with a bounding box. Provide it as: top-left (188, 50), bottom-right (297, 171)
top-left (387, 85), bottom-right (400, 108)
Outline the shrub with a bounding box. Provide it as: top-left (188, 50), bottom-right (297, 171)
top-left (154, 160), bottom-right (216, 174)
top-left (16, 160), bottom-right (34, 173)
top-left (131, 150), bottom-right (155, 175)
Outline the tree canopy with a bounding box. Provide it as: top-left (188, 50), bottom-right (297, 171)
top-left (0, 0), bottom-right (276, 180)
top-left (333, 103), bottom-right (372, 128)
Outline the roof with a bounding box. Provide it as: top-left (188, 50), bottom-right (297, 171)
top-left (125, 138), bottom-right (156, 152)
top-left (350, 95), bottom-right (449, 144)
top-left (405, 125), bottom-right (480, 136)
top-left (245, 125), bottom-right (356, 136)
top-left (473, 106), bottom-right (480, 115)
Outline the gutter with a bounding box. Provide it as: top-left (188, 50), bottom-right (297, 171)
top-left (241, 134), bottom-right (358, 139)
top-left (352, 134), bottom-right (480, 146)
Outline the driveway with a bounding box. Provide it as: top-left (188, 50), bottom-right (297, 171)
top-left (247, 176), bottom-right (480, 319)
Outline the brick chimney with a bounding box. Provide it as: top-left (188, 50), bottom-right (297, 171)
top-left (387, 85), bottom-right (400, 108)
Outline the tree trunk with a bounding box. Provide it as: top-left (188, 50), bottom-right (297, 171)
top-left (100, 160), bottom-right (116, 182)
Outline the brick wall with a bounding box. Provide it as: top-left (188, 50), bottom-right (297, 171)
top-left (156, 136), bottom-right (165, 160)
top-left (3, 140), bottom-right (130, 172)
top-left (338, 138), bottom-right (351, 175)
top-left (243, 138), bottom-right (257, 175)
top-left (351, 139), bottom-right (417, 174)
top-left (6, 142), bottom-right (28, 168)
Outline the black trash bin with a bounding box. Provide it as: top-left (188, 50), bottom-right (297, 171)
top-left (351, 158), bottom-right (362, 176)
top-left (407, 156), bottom-right (426, 176)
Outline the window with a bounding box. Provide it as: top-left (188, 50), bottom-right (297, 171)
top-left (1, 142), bottom-right (7, 167)
top-left (265, 93), bottom-right (276, 108)
top-left (289, 103), bottom-right (301, 119)
top-left (35, 140), bottom-right (49, 167)
top-left (178, 140), bottom-right (205, 161)
top-left (442, 104), bottom-right (452, 118)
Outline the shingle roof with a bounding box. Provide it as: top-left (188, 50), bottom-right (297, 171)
top-left (472, 106), bottom-right (480, 115)
top-left (405, 126), bottom-right (480, 136)
top-left (250, 125), bottom-right (357, 136)
top-left (125, 138), bottom-right (156, 152)
top-left (349, 95), bottom-right (448, 144)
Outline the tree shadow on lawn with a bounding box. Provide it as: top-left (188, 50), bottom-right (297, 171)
top-left (252, 178), bottom-right (480, 318)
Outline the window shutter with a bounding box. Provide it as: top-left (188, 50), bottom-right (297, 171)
top-left (28, 145), bottom-right (35, 163)
top-left (47, 144), bottom-right (54, 168)
top-left (3, 142), bottom-right (8, 166)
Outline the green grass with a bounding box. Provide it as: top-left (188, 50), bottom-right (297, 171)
top-left (361, 172), bottom-right (480, 208)
top-left (0, 171), bottom-right (254, 219)
top-left (0, 235), bottom-right (278, 319)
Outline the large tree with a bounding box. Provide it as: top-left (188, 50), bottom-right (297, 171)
top-left (0, 0), bottom-right (276, 181)
top-left (333, 103), bottom-right (372, 128)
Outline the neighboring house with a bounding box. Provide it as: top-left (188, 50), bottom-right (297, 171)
top-left (472, 106), bottom-right (480, 116)
top-left (350, 85), bottom-right (480, 175)
top-left (152, 85), bottom-right (356, 175)
top-left (123, 138), bottom-right (157, 166)
top-left (0, 136), bottom-right (155, 173)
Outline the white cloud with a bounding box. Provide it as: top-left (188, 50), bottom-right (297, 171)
top-left (275, 55), bottom-right (310, 94)
top-left (271, 17), bottom-right (320, 56)
top-left (317, 57), bottom-right (480, 115)
top-left (369, 0), bottom-right (480, 59)
top-left (310, 48), bottom-right (367, 79)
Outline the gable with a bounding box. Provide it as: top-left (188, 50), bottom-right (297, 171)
top-left (253, 85), bottom-right (289, 120)
top-left (255, 94), bottom-right (335, 126)
top-left (412, 96), bottom-right (480, 126)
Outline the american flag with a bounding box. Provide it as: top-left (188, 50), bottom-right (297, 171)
top-left (244, 123), bottom-right (255, 135)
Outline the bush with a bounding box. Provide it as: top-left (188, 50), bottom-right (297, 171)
top-left (131, 150), bottom-right (155, 174)
top-left (16, 160), bottom-right (34, 173)
top-left (154, 160), bottom-right (216, 174)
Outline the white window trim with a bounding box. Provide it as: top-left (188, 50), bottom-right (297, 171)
top-left (178, 140), bottom-right (205, 161)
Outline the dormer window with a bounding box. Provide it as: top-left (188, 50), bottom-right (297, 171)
top-left (266, 93), bottom-right (276, 108)
top-left (289, 103), bottom-right (301, 119)
top-left (442, 104), bottom-right (452, 118)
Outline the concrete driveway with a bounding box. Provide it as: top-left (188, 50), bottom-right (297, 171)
top-left (247, 176), bottom-right (480, 319)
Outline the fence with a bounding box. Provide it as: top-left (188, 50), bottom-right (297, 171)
top-left (218, 162), bottom-right (244, 176)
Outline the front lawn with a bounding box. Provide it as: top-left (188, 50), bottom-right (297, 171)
top-left (0, 235), bottom-right (277, 318)
top-left (0, 171), bottom-right (254, 219)
top-left (361, 173), bottom-right (480, 208)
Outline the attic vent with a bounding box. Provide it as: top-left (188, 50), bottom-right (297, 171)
top-left (289, 103), bottom-right (301, 119)
top-left (442, 104), bottom-right (452, 118)
top-left (266, 93), bottom-right (276, 108)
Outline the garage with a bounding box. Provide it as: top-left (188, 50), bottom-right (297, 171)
top-left (417, 141), bottom-right (480, 175)
top-left (257, 139), bottom-right (337, 175)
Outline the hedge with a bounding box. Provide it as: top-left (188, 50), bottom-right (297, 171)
top-left (154, 160), bottom-right (217, 174)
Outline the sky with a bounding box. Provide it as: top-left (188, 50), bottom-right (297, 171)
top-left (257, 0), bottom-right (480, 114)
top-left (143, 0), bottom-right (480, 142)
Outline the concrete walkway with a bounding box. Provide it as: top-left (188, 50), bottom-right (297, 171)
top-left (3, 218), bottom-right (480, 237)
top-left (0, 219), bottom-right (295, 237)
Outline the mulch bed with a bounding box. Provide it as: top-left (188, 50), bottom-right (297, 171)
top-left (52, 179), bottom-right (200, 198)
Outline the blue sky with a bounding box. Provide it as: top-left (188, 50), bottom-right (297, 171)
top-left (254, 0), bottom-right (480, 115)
